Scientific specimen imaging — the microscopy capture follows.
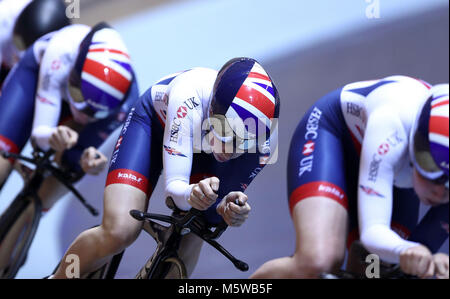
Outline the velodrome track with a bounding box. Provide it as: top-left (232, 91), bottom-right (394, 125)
top-left (0, 0), bottom-right (448, 278)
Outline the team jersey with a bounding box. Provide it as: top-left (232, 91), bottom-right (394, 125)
top-left (152, 68), bottom-right (275, 210)
top-left (0, 0), bottom-right (31, 71)
top-left (0, 23), bottom-right (139, 175)
top-left (106, 67), bottom-right (277, 220)
top-left (341, 76), bottom-right (439, 263)
top-left (288, 75), bottom-right (448, 264)
top-left (153, 68), bottom-right (222, 210)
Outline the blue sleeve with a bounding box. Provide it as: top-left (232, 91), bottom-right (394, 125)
top-left (408, 203), bottom-right (449, 253)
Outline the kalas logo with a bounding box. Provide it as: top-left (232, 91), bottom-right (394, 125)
top-left (318, 184), bottom-right (345, 200)
top-left (117, 172), bottom-right (143, 183)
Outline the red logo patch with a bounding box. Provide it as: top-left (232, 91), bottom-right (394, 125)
top-left (377, 143), bottom-right (390, 155)
top-left (177, 106), bottom-right (188, 118)
top-left (302, 141), bottom-right (315, 156)
top-left (51, 60), bottom-right (61, 70)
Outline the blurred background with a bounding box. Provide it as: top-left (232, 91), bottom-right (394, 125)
top-left (0, 0), bottom-right (448, 278)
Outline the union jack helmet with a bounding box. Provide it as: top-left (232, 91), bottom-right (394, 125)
top-left (410, 83), bottom-right (449, 188)
top-left (208, 57), bottom-right (280, 151)
top-left (68, 22), bottom-right (134, 119)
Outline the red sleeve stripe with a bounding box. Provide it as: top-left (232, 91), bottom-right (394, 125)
top-left (106, 169), bottom-right (152, 196)
top-left (0, 135), bottom-right (19, 164)
top-left (289, 181), bottom-right (348, 215)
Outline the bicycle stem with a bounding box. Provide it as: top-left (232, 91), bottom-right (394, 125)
top-left (49, 165), bottom-right (99, 216)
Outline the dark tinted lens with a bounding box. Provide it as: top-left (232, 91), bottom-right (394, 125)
top-left (433, 174), bottom-right (449, 186)
top-left (68, 85), bottom-right (84, 103)
top-left (13, 35), bottom-right (26, 51)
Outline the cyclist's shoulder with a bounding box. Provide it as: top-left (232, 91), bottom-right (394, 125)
top-left (38, 24), bottom-right (90, 56)
top-left (343, 75), bottom-right (430, 121)
top-left (344, 75), bottom-right (430, 90)
top-left (342, 75), bottom-right (430, 99)
top-left (169, 67), bottom-right (218, 91)
top-left (0, 0), bottom-right (30, 20)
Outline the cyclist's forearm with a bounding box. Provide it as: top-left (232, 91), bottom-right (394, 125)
top-left (165, 179), bottom-right (193, 211)
top-left (360, 224), bottom-right (420, 264)
top-left (31, 125), bottom-right (54, 151)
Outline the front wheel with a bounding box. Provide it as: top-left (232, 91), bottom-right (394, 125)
top-left (0, 196), bottom-right (42, 279)
top-left (138, 256), bottom-right (187, 279)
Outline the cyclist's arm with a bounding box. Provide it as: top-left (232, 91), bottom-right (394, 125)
top-left (163, 83), bottom-right (201, 211)
top-left (358, 108), bottom-right (420, 264)
top-left (60, 79), bottom-right (140, 174)
top-left (30, 42), bottom-right (70, 150)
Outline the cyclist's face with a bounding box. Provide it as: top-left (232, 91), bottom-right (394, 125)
top-left (413, 168), bottom-right (449, 206)
top-left (209, 135), bottom-right (233, 162)
top-left (69, 102), bottom-right (95, 125)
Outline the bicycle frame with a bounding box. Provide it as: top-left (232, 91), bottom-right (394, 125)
top-left (102, 204), bottom-right (249, 279)
top-left (135, 220), bottom-right (188, 279)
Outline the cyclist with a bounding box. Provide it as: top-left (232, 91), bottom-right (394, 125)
top-left (51, 57), bottom-right (280, 278)
top-left (251, 76), bottom-right (448, 279)
top-left (0, 21), bottom-right (138, 191)
top-left (0, 0), bottom-right (70, 89)
top-left (0, 21), bottom-right (138, 274)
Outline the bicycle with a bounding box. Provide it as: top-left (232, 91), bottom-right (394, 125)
top-left (0, 149), bottom-right (98, 279)
top-left (96, 197), bottom-right (249, 279)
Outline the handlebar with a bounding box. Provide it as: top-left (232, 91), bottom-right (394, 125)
top-left (130, 204), bottom-right (249, 272)
top-left (1, 149), bottom-right (99, 216)
top-left (381, 265), bottom-right (418, 279)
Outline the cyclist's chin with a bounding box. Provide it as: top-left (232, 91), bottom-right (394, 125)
top-left (418, 195), bottom-right (448, 207)
top-left (212, 152), bottom-right (233, 163)
top-left (70, 104), bottom-right (95, 125)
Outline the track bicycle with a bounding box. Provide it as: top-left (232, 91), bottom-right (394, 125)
top-left (96, 197), bottom-right (249, 279)
top-left (0, 149), bottom-right (98, 279)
